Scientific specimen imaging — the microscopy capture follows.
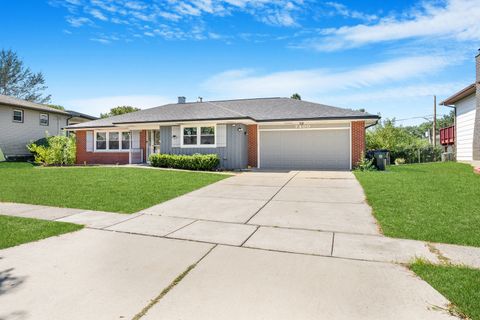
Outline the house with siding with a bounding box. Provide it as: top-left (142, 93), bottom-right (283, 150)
top-left (440, 51), bottom-right (480, 162)
top-left (0, 95), bottom-right (97, 159)
top-left (66, 97), bottom-right (379, 170)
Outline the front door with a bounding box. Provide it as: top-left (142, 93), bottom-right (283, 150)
top-left (147, 130), bottom-right (161, 160)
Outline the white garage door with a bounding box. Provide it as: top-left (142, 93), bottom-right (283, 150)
top-left (259, 129), bottom-right (351, 170)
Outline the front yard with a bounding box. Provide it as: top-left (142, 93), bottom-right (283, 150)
top-left (0, 163), bottom-right (228, 213)
top-left (355, 162), bottom-right (480, 247)
top-left (0, 214), bottom-right (83, 249)
top-left (411, 261), bottom-right (480, 320)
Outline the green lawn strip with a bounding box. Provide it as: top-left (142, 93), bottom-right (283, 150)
top-left (354, 162), bottom-right (480, 247)
top-left (0, 215), bottom-right (83, 249)
top-left (0, 163), bottom-right (229, 213)
top-left (411, 261), bottom-right (480, 320)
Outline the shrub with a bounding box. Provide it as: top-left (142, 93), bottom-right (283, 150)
top-left (149, 153), bottom-right (220, 171)
top-left (395, 158), bottom-right (406, 165)
top-left (355, 152), bottom-right (376, 171)
top-left (27, 135), bottom-right (76, 165)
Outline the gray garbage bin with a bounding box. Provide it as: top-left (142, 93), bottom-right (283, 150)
top-left (373, 150), bottom-right (389, 171)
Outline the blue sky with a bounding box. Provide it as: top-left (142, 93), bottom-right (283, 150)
top-left (1, 0), bottom-right (479, 124)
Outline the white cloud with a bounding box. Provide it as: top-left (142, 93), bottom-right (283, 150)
top-left (325, 2), bottom-right (378, 22)
top-left (87, 8), bottom-right (108, 21)
top-left (306, 0), bottom-right (480, 51)
top-left (66, 95), bottom-right (172, 116)
top-left (202, 55), bottom-right (453, 98)
top-left (53, 0), bottom-right (307, 42)
top-left (66, 16), bottom-right (92, 27)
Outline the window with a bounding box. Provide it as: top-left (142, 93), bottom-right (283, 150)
top-left (108, 132), bottom-right (119, 150)
top-left (96, 132), bottom-right (107, 150)
top-left (13, 109), bottom-right (23, 123)
top-left (95, 131), bottom-right (131, 151)
top-left (200, 126), bottom-right (215, 145)
top-left (40, 113), bottom-right (49, 126)
top-left (122, 132), bottom-right (130, 149)
top-left (183, 127), bottom-right (197, 145)
top-left (181, 125), bottom-right (215, 147)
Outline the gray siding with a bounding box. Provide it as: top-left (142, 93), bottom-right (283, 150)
top-left (160, 124), bottom-right (247, 169)
top-left (0, 105), bottom-right (69, 156)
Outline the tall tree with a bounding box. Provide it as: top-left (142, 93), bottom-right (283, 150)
top-left (100, 106), bottom-right (141, 118)
top-left (291, 93), bottom-right (301, 100)
top-left (0, 49), bottom-right (51, 103)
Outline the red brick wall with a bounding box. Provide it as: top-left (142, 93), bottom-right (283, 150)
top-left (351, 121), bottom-right (366, 168)
top-left (140, 130), bottom-right (147, 162)
top-left (75, 130), bottom-right (131, 165)
top-left (247, 124), bottom-right (258, 168)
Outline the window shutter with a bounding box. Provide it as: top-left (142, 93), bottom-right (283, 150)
top-left (86, 131), bottom-right (94, 152)
top-left (217, 124), bottom-right (227, 147)
top-left (131, 130), bottom-right (140, 149)
top-left (172, 126), bottom-right (180, 148)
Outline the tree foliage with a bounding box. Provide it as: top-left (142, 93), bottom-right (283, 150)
top-left (366, 119), bottom-right (442, 163)
top-left (100, 105), bottom-right (141, 118)
top-left (291, 93), bottom-right (301, 100)
top-left (0, 49), bottom-right (51, 103)
top-left (404, 110), bottom-right (455, 139)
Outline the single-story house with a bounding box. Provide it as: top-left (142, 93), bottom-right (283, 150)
top-left (66, 97), bottom-right (380, 170)
top-left (0, 94), bottom-right (97, 159)
top-left (440, 51), bottom-right (480, 162)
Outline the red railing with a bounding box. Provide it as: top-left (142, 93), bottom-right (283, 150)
top-left (440, 126), bottom-right (455, 145)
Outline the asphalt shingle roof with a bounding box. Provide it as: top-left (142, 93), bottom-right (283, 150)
top-left (67, 97), bottom-right (379, 129)
top-left (0, 94), bottom-right (70, 115)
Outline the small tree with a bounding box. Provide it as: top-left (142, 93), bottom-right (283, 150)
top-left (0, 49), bottom-right (51, 103)
top-left (291, 93), bottom-right (301, 100)
top-left (100, 105), bottom-right (141, 118)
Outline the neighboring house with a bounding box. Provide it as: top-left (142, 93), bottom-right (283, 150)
top-left (0, 95), bottom-right (96, 159)
top-left (66, 97), bottom-right (379, 170)
top-left (440, 51), bottom-right (480, 162)
top-left (66, 110), bottom-right (98, 126)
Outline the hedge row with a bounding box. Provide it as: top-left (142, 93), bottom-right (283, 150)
top-left (149, 153), bottom-right (220, 171)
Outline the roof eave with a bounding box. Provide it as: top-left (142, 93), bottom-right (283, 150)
top-left (439, 83), bottom-right (476, 106)
top-left (254, 115), bottom-right (381, 122)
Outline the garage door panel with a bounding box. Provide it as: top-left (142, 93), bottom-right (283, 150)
top-left (259, 129), bottom-right (350, 170)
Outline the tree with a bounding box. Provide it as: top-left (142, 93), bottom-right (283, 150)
top-left (291, 93), bottom-right (301, 100)
top-left (100, 106), bottom-right (141, 118)
top-left (0, 49), bottom-right (51, 103)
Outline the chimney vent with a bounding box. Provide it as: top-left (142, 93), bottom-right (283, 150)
top-left (178, 96), bottom-right (186, 104)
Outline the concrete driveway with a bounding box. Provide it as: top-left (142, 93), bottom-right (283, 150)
top-left (0, 171), bottom-right (459, 319)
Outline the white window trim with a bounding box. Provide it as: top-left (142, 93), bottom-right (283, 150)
top-left (13, 109), bottom-right (24, 123)
top-left (180, 124), bottom-right (217, 148)
top-left (94, 130), bottom-right (131, 152)
top-left (40, 113), bottom-right (49, 126)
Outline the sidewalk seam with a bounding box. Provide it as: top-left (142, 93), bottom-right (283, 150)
top-left (132, 244), bottom-right (217, 320)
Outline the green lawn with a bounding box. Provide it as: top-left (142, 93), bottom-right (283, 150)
top-left (411, 261), bottom-right (480, 320)
top-left (0, 214), bottom-right (83, 249)
top-left (0, 162), bottom-right (229, 213)
top-left (354, 162), bottom-right (480, 247)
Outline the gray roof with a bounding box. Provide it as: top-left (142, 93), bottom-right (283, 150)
top-left (0, 94), bottom-right (70, 115)
top-left (66, 110), bottom-right (98, 120)
top-left (67, 97), bottom-right (379, 129)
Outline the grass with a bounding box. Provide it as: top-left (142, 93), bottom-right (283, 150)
top-left (354, 162), bottom-right (480, 247)
top-left (411, 261), bottom-right (480, 320)
top-left (0, 214), bottom-right (83, 249)
top-left (0, 162), bottom-right (229, 213)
